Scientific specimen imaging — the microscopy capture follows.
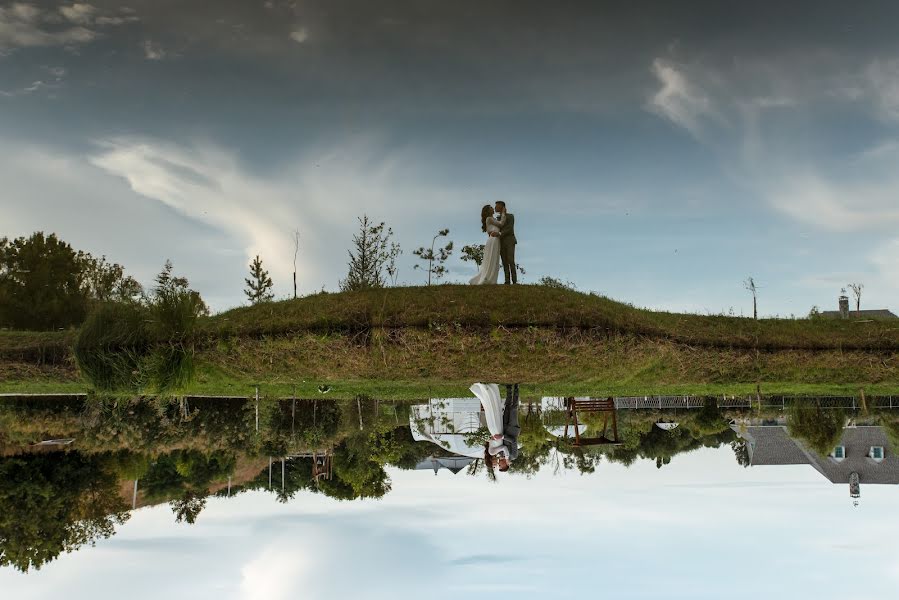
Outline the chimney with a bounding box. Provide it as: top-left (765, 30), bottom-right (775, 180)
top-left (839, 294), bottom-right (849, 319)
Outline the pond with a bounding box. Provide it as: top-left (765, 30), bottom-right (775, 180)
top-left (1, 392), bottom-right (897, 599)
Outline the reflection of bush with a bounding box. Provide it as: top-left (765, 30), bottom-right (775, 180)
top-left (260, 399), bottom-right (341, 456)
top-left (0, 452), bottom-right (129, 573)
top-left (75, 396), bottom-right (256, 455)
top-left (787, 402), bottom-right (846, 456)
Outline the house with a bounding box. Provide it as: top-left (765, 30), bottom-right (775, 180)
top-left (819, 293), bottom-right (897, 320)
top-left (732, 423), bottom-right (899, 500)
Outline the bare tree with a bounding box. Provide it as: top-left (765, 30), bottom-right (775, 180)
top-left (744, 277), bottom-right (758, 320)
top-left (292, 230), bottom-right (300, 299)
top-left (847, 282), bottom-right (863, 315)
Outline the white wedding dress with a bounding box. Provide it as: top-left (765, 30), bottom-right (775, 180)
top-left (469, 214), bottom-right (505, 285)
top-left (469, 382), bottom-right (510, 459)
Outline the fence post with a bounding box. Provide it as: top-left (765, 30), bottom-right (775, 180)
top-left (255, 386), bottom-right (260, 433)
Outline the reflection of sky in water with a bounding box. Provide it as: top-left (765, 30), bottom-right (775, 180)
top-left (2, 447), bottom-right (896, 599)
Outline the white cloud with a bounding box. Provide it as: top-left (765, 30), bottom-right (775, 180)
top-left (142, 40), bottom-right (165, 60)
top-left (648, 58), bottom-right (716, 137)
top-left (85, 136), bottom-right (464, 303)
top-left (0, 2), bottom-right (134, 51)
top-left (870, 238), bottom-right (899, 299)
top-left (289, 27), bottom-right (308, 44)
top-left (0, 3), bottom-right (96, 49)
top-left (864, 58), bottom-right (899, 121)
top-left (767, 172), bottom-right (899, 232)
top-left (96, 14), bottom-right (139, 26)
top-left (59, 3), bottom-right (96, 25)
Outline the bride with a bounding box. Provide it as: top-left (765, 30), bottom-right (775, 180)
top-left (469, 205), bottom-right (505, 285)
top-left (469, 382), bottom-right (513, 470)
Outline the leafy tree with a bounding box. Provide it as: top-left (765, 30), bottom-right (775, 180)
top-left (340, 216), bottom-right (397, 291)
top-left (460, 244), bottom-right (485, 267)
top-left (0, 232), bottom-right (88, 329)
top-left (413, 229), bottom-right (453, 285)
top-left (244, 255), bottom-right (274, 304)
top-left (79, 254), bottom-right (143, 304)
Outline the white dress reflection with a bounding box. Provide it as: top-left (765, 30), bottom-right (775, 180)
top-left (469, 382), bottom-right (510, 461)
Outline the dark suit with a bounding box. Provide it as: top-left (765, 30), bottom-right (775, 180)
top-left (499, 384), bottom-right (520, 460)
top-left (498, 213), bottom-right (517, 284)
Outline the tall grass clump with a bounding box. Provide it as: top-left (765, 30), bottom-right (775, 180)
top-left (74, 261), bottom-right (205, 393)
top-left (74, 302), bottom-right (150, 391)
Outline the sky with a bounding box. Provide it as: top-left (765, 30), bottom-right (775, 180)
top-left (2, 446), bottom-right (898, 599)
top-left (3, 1), bottom-right (899, 313)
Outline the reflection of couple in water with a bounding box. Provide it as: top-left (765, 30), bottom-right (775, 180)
top-left (469, 383), bottom-right (520, 473)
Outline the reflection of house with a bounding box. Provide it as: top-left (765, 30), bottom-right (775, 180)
top-left (414, 456), bottom-right (475, 475)
top-left (732, 424), bottom-right (899, 499)
top-left (410, 398), bottom-right (486, 458)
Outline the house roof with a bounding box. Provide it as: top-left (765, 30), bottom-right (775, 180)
top-left (819, 309), bottom-right (898, 319)
top-left (414, 456), bottom-right (474, 474)
top-left (734, 425), bottom-right (899, 485)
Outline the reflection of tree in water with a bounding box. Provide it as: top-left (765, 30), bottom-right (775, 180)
top-left (140, 449), bottom-right (236, 518)
top-left (171, 491), bottom-right (208, 525)
top-left (787, 402), bottom-right (847, 456)
top-left (0, 452), bottom-right (129, 573)
top-left (731, 439), bottom-right (750, 467)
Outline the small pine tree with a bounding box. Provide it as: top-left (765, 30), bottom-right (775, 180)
top-left (244, 255), bottom-right (274, 304)
top-left (341, 216), bottom-right (396, 291)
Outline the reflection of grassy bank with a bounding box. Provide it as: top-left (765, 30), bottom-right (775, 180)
top-left (3, 286), bottom-right (899, 396)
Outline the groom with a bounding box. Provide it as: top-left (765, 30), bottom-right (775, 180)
top-left (491, 384), bottom-right (520, 472)
top-left (490, 201), bottom-right (517, 285)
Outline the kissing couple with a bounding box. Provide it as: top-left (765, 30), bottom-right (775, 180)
top-left (469, 383), bottom-right (520, 473)
top-left (469, 201), bottom-right (518, 286)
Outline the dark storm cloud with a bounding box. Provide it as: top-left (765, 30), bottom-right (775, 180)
top-left (5, 1), bottom-right (899, 313)
top-left (6, 0), bottom-right (899, 147)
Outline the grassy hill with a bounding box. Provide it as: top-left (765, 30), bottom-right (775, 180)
top-left (3, 285), bottom-right (899, 398)
top-left (201, 285), bottom-right (899, 350)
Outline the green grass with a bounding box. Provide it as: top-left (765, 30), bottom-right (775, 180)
top-left (201, 285), bottom-right (899, 351)
top-left (3, 285), bottom-right (899, 397)
top-left (0, 329), bottom-right (75, 363)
